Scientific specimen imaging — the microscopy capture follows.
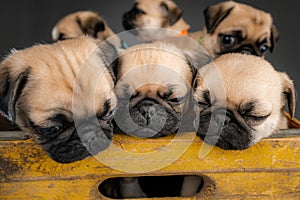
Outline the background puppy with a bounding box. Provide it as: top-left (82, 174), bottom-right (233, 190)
top-left (122, 0), bottom-right (190, 42)
top-left (113, 41), bottom-right (208, 138)
top-left (0, 36), bottom-right (117, 163)
top-left (189, 1), bottom-right (279, 58)
top-left (52, 10), bottom-right (123, 47)
top-left (193, 53), bottom-right (296, 150)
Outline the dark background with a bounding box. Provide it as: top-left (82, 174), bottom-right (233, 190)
top-left (1, 0), bottom-right (299, 118)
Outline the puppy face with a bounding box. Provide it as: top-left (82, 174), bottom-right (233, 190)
top-left (114, 42), bottom-right (199, 138)
top-left (193, 53), bottom-right (296, 150)
top-left (52, 11), bottom-right (116, 42)
top-left (122, 0), bottom-right (189, 41)
top-left (0, 36), bottom-right (117, 163)
top-left (202, 1), bottom-right (279, 58)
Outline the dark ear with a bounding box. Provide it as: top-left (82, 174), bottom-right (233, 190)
top-left (98, 41), bottom-right (121, 83)
top-left (76, 16), bottom-right (106, 38)
top-left (160, 2), bottom-right (183, 26)
top-left (0, 65), bottom-right (30, 123)
top-left (184, 50), bottom-right (213, 83)
top-left (204, 3), bottom-right (235, 34)
top-left (280, 72), bottom-right (296, 118)
top-left (270, 24), bottom-right (279, 53)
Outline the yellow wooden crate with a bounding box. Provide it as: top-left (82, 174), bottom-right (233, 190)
top-left (1, 126), bottom-right (300, 200)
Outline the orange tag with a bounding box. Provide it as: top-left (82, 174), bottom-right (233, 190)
top-left (178, 29), bottom-right (188, 36)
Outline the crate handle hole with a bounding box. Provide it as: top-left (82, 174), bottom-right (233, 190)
top-left (98, 175), bottom-right (216, 199)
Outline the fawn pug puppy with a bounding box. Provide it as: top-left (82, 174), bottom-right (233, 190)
top-left (0, 36), bottom-right (117, 163)
top-left (52, 11), bottom-right (123, 48)
top-left (189, 1), bottom-right (279, 58)
top-left (193, 53), bottom-right (296, 150)
top-left (181, 53), bottom-right (296, 198)
top-left (122, 0), bottom-right (190, 42)
top-left (113, 41), bottom-right (209, 138)
top-left (105, 41), bottom-right (209, 199)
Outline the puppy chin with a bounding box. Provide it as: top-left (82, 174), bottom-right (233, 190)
top-left (195, 111), bottom-right (253, 150)
top-left (198, 129), bottom-right (252, 150)
top-left (248, 120), bottom-right (279, 146)
top-left (44, 140), bottom-right (91, 163)
top-left (38, 126), bottom-right (113, 163)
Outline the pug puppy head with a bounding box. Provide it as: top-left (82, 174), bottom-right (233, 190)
top-left (202, 1), bottom-right (279, 58)
top-left (52, 11), bottom-right (116, 42)
top-left (122, 0), bottom-right (190, 42)
top-left (0, 36), bottom-right (117, 163)
top-left (193, 53), bottom-right (296, 150)
top-left (113, 41), bottom-right (208, 138)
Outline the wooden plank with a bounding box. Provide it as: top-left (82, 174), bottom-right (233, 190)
top-left (0, 131), bottom-right (31, 141)
top-left (0, 132), bottom-right (300, 199)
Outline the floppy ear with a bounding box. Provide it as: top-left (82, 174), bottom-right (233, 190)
top-left (270, 24), bottom-right (279, 53)
top-left (204, 2), bottom-right (235, 34)
top-left (98, 40), bottom-right (121, 83)
top-left (0, 63), bottom-right (30, 123)
top-left (160, 2), bottom-right (183, 26)
top-left (280, 72), bottom-right (296, 118)
top-left (184, 50), bottom-right (213, 84)
top-left (76, 16), bottom-right (106, 38)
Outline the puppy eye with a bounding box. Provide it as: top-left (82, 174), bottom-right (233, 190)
top-left (95, 21), bottom-right (106, 32)
top-left (38, 125), bottom-right (61, 136)
top-left (244, 114), bottom-right (269, 126)
top-left (244, 115), bottom-right (269, 121)
top-left (134, 7), bottom-right (146, 15)
top-left (101, 108), bottom-right (116, 121)
top-left (195, 101), bottom-right (211, 108)
top-left (167, 96), bottom-right (186, 105)
top-left (259, 44), bottom-right (269, 53)
top-left (194, 90), bottom-right (211, 108)
top-left (221, 34), bottom-right (237, 46)
top-left (58, 33), bottom-right (66, 41)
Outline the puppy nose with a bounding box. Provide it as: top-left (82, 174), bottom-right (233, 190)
top-left (238, 46), bottom-right (255, 55)
top-left (239, 49), bottom-right (253, 55)
top-left (213, 109), bottom-right (232, 126)
top-left (139, 101), bottom-right (157, 125)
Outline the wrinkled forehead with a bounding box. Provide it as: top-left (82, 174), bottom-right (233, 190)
top-left (118, 65), bottom-right (189, 94)
top-left (118, 49), bottom-right (192, 92)
top-left (137, 0), bottom-right (164, 7)
top-left (195, 59), bottom-right (281, 104)
top-left (136, 0), bottom-right (176, 13)
top-left (20, 48), bottom-right (115, 122)
top-left (119, 48), bottom-right (191, 77)
top-left (25, 68), bottom-right (115, 123)
top-left (219, 6), bottom-right (272, 33)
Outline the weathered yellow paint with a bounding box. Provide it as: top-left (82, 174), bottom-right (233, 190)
top-left (0, 128), bottom-right (300, 199)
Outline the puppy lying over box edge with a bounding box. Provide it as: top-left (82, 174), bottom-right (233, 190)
top-left (0, 36), bottom-right (117, 163)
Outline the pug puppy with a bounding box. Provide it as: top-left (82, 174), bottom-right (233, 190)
top-left (189, 1), bottom-right (279, 58)
top-left (0, 36), bottom-right (117, 163)
top-left (113, 41), bottom-right (209, 138)
top-left (106, 41), bottom-right (209, 199)
top-left (122, 0), bottom-right (190, 42)
top-left (193, 53), bottom-right (296, 150)
top-left (51, 10), bottom-right (123, 48)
